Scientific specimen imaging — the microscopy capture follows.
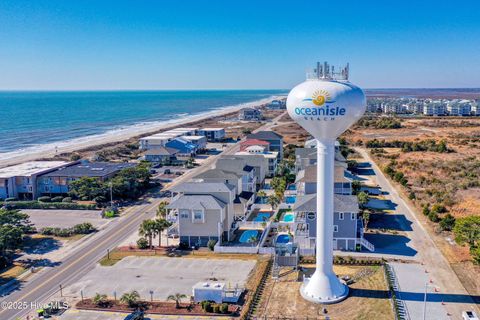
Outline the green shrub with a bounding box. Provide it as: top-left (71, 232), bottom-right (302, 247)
top-left (5, 197), bottom-right (17, 202)
top-left (212, 304), bottom-right (220, 313)
top-left (38, 196), bottom-right (51, 203)
top-left (219, 303), bottom-right (229, 314)
top-left (207, 239), bottom-right (217, 251)
top-left (439, 214), bottom-right (455, 231)
top-left (62, 197), bottom-right (72, 203)
top-left (51, 196), bottom-right (64, 202)
top-left (431, 203), bottom-right (447, 214)
top-left (422, 205), bottom-right (430, 216)
top-left (428, 211), bottom-right (440, 223)
top-left (6, 201), bottom-right (96, 210)
top-left (104, 211), bottom-right (115, 218)
top-left (136, 238), bottom-right (149, 249)
top-left (471, 246), bottom-right (480, 265)
top-left (72, 222), bottom-right (96, 234)
top-left (201, 300), bottom-right (213, 312)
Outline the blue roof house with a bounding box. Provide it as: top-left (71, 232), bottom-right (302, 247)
top-left (166, 137), bottom-right (197, 156)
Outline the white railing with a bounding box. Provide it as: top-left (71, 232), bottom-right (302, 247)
top-left (298, 248), bottom-right (315, 256)
top-left (237, 221), bottom-right (267, 229)
top-left (359, 237), bottom-right (375, 252)
top-left (214, 244), bottom-right (258, 254)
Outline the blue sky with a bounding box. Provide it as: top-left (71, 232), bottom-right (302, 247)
top-left (0, 0), bottom-right (479, 90)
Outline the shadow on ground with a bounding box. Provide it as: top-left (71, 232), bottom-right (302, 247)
top-left (368, 213), bottom-right (413, 232)
top-left (364, 233), bottom-right (417, 257)
top-left (22, 237), bottom-right (62, 255)
top-left (351, 289), bottom-right (480, 304)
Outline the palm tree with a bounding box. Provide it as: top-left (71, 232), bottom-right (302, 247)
top-left (156, 201), bottom-right (169, 218)
top-left (139, 219), bottom-right (156, 249)
top-left (257, 190), bottom-right (267, 198)
top-left (267, 194), bottom-right (280, 210)
top-left (167, 293), bottom-right (187, 309)
top-left (93, 293), bottom-right (109, 307)
top-left (153, 218), bottom-right (172, 247)
top-left (120, 290), bottom-right (140, 308)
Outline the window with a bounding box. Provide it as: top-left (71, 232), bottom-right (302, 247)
top-left (179, 210), bottom-right (189, 219)
top-left (351, 213), bottom-right (356, 220)
top-left (333, 225), bottom-right (339, 232)
top-left (193, 210), bottom-right (204, 222)
top-left (339, 212), bottom-right (344, 220)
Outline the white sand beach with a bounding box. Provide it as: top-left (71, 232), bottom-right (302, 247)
top-left (0, 96), bottom-right (283, 168)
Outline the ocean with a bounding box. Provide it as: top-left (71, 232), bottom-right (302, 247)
top-left (0, 90), bottom-right (287, 154)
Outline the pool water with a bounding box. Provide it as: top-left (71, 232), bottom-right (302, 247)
top-left (239, 230), bottom-right (259, 243)
top-left (282, 213), bottom-right (295, 222)
top-left (285, 196), bottom-right (296, 204)
top-left (276, 234), bottom-right (292, 244)
top-left (254, 212), bottom-right (271, 222)
top-left (287, 185), bottom-right (296, 190)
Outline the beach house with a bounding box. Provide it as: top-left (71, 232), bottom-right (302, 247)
top-left (197, 128), bottom-right (226, 142)
top-left (239, 108), bottom-right (262, 121)
top-left (167, 182), bottom-right (237, 247)
top-left (295, 164), bottom-right (353, 196)
top-left (0, 161), bottom-right (69, 200)
top-left (181, 135), bottom-right (208, 151)
top-left (165, 137), bottom-right (197, 157)
top-left (246, 131), bottom-right (283, 160)
top-left (293, 194), bottom-right (372, 251)
top-left (37, 161), bottom-right (135, 197)
top-left (143, 146), bottom-right (180, 164)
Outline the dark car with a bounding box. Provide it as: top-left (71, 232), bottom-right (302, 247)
top-left (124, 311), bottom-right (144, 320)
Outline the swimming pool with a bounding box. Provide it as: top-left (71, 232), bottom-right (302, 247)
top-left (276, 234), bottom-right (292, 244)
top-left (254, 212), bottom-right (271, 222)
top-left (282, 213), bottom-right (295, 222)
top-left (285, 196), bottom-right (296, 204)
top-left (255, 196), bottom-right (268, 204)
top-left (287, 184), bottom-right (296, 190)
top-left (239, 230), bottom-right (259, 243)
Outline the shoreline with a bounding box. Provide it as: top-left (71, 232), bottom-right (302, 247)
top-left (0, 96), bottom-right (283, 168)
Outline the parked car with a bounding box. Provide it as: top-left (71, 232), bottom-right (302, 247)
top-left (164, 168), bottom-right (171, 174)
top-left (124, 311), bottom-right (144, 320)
top-left (463, 311), bottom-right (479, 320)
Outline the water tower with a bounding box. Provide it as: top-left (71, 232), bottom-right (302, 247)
top-left (287, 62), bottom-right (366, 303)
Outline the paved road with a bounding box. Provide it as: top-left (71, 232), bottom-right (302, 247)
top-left (356, 147), bottom-right (479, 320)
top-left (0, 112), bottom-right (285, 320)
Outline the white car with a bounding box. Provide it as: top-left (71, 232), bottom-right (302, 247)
top-left (463, 311), bottom-right (479, 320)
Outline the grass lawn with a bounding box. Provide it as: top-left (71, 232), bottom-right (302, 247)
top-left (0, 262), bottom-right (28, 286)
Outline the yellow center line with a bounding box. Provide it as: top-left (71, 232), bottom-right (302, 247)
top-left (1, 199), bottom-right (160, 313)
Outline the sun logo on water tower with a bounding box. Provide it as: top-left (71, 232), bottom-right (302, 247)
top-left (303, 89), bottom-right (335, 106)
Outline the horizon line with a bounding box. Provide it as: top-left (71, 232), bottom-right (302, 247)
top-left (0, 87), bottom-right (480, 92)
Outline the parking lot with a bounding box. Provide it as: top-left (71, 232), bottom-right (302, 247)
top-left (64, 256), bottom-right (256, 301)
top-left (23, 209), bottom-right (107, 229)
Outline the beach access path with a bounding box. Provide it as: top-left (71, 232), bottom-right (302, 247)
top-left (0, 111), bottom-right (286, 320)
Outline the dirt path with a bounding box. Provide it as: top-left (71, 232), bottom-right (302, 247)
top-left (355, 147), bottom-right (479, 320)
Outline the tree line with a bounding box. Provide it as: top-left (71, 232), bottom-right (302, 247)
top-left (68, 163), bottom-right (152, 203)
